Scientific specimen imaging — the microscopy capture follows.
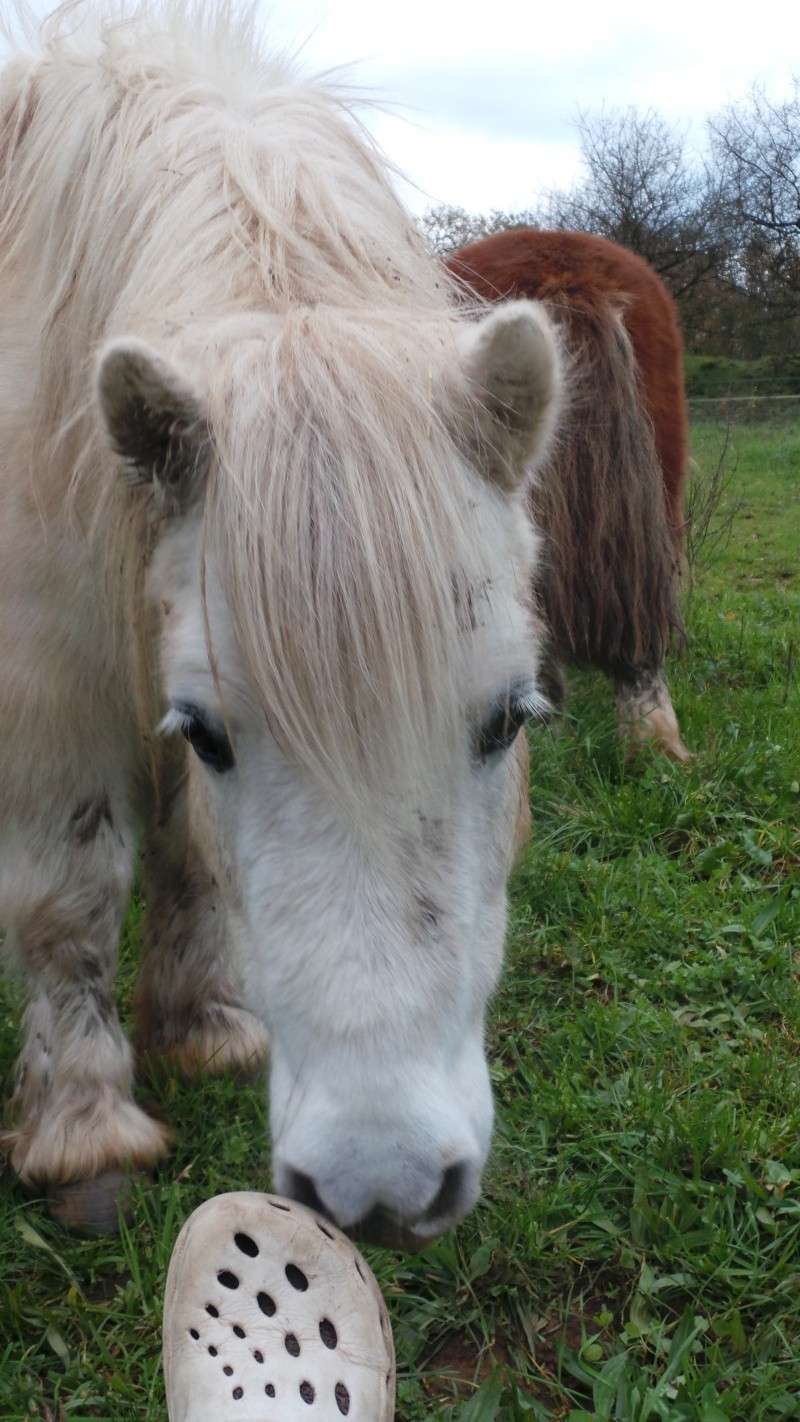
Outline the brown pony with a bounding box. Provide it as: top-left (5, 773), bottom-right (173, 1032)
top-left (448, 229), bottom-right (690, 763)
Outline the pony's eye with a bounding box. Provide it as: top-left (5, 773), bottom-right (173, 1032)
top-left (176, 705), bottom-right (235, 773)
top-left (476, 695), bottom-right (532, 760)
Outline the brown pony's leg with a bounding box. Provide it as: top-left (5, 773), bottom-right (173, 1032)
top-left (614, 669), bottom-right (690, 763)
top-left (135, 774), bottom-right (268, 1078)
top-left (537, 642), bottom-right (567, 720)
top-left (511, 732), bottom-right (533, 865)
top-left (4, 797), bottom-right (169, 1229)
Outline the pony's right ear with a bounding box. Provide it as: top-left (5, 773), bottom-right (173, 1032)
top-left (96, 339), bottom-right (210, 511)
top-left (459, 300), bottom-right (563, 493)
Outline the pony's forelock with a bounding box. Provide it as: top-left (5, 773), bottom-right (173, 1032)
top-left (204, 307), bottom-right (487, 819)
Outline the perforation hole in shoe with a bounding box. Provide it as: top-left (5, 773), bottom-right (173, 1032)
top-left (254, 1350), bottom-right (264, 1364)
top-left (218, 1270), bottom-right (239, 1289)
top-left (285, 1333), bottom-right (301, 1357)
top-left (257, 1291), bottom-right (276, 1317)
top-left (232, 1385), bottom-right (243, 1400)
top-left (265, 1383), bottom-right (276, 1398)
top-left (316, 1221), bottom-right (334, 1241)
top-left (189, 1328), bottom-right (199, 1340)
top-left (233, 1324), bottom-right (246, 1338)
top-left (335, 1382), bottom-right (350, 1415)
top-left (208, 1346), bottom-right (218, 1357)
top-left (285, 1263), bottom-right (308, 1291)
top-left (234, 1231), bottom-right (259, 1257)
top-left (223, 1365), bottom-right (234, 1377)
top-left (319, 1319), bottom-right (337, 1349)
top-left (299, 1381), bottom-right (315, 1404)
top-left (269, 1200), bottom-right (290, 1212)
top-left (206, 1304), bottom-right (219, 1318)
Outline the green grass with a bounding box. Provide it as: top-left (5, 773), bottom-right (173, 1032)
top-left (1, 420), bottom-right (799, 1421)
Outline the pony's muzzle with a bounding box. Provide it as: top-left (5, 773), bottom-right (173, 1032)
top-left (277, 1155), bottom-right (481, 1247)
top-left (269, 1041), bottom-right (493, 1246)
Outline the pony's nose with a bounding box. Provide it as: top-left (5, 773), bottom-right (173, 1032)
top-left (282, 1160), bottom-right (475, 1244)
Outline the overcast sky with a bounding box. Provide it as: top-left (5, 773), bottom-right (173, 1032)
top-left (266, 0), bottom-right (799, 214)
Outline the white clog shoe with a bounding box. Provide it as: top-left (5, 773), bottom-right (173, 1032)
top-left (163, 1192), bottom-right (395, 1422)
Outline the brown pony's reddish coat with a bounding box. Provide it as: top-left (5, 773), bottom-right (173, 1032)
top-left (448, 230), bottom-right (689, 694)
top-left (448, 229), bottom-right (687, 531)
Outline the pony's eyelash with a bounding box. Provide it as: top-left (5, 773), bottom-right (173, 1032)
top-left (516, 687), bottom-right (550, 723)
top-left (490, 682), bottom-right (549, 725)
top-left (158, 706), bottom-right (192, 738)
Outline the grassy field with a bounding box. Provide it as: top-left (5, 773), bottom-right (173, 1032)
top-left (1, 419), bottom-right (798, 1421)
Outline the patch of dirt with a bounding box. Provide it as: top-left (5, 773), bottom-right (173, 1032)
top-left (426, 1331), bottom-right (512, 1387)
top-left (83, 1268), bottom-right (130, 1304)
top-left (524, 1291), bottom-right (620, 1385)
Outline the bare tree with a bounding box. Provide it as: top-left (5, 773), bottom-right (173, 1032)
top-left (418, 89), bottom-right (800, 360)
top-left (419, 204), bottom-right (537, 257)
top-left (709, 81), bottom-right (800, 311)
top-left (710, 82), bottom-right (800, 246)
top-left (543, 107), bottom-right (725, 302)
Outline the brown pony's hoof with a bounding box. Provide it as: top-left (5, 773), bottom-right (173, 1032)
top-left (46, 1169), bottom-right (143, 1236)
top-left (661, 732), bottom-right (693, 765)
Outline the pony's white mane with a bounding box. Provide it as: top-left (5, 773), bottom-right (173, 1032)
top-left (0, 2), bottom-right (493, 814)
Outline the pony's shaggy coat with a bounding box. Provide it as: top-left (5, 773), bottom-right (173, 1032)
top-left (0, 4), bottom-right (562, 1236)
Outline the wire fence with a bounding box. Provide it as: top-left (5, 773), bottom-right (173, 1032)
top-left (689, 392), bottom-right (800, 424)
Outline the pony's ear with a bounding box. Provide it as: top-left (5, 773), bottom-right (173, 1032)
top-left (96, 338), bottom-right (210, 510)
top-left (460, 300), bottom-right (562, 492)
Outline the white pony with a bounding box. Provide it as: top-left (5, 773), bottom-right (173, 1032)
top-left (0, 1), bottom-right (562, 1242)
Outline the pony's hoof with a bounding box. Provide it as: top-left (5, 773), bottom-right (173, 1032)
top-left (46, 1170), bottom-right (141, 1236)
top-left (228, 1060), bottom-right (266, 1087)
top-left (139, 1006), bottom-right (269, 1082)
top-left (662, 737), bottom-right (692, 765)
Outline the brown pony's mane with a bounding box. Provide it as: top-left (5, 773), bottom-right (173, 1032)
top-left (448, 228), bottom-right (687, 677)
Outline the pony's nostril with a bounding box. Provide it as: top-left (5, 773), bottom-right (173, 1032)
top-left (422, 1161), bottom-right (468, 1223)
top-left (285, 1168), bottom-right (332, 1220)
top-left (283, 1159), bottom-right (471, 1240)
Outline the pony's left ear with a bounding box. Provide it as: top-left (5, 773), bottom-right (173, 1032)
top-left (96, 338), bottom-right (210, 511)
top-left (460, 300), bottom-right (562, 492)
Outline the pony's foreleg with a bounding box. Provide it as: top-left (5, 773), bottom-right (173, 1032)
top-left (614, 668), bottom-right (690, 763)
top-left (5, 802), bottom-right (169, 1219)
top-left (136, 795), bottom-right (268, 1078)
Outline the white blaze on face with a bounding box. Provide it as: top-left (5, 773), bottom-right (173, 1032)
top-left (98, 299), bottom-right (563, 1243)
